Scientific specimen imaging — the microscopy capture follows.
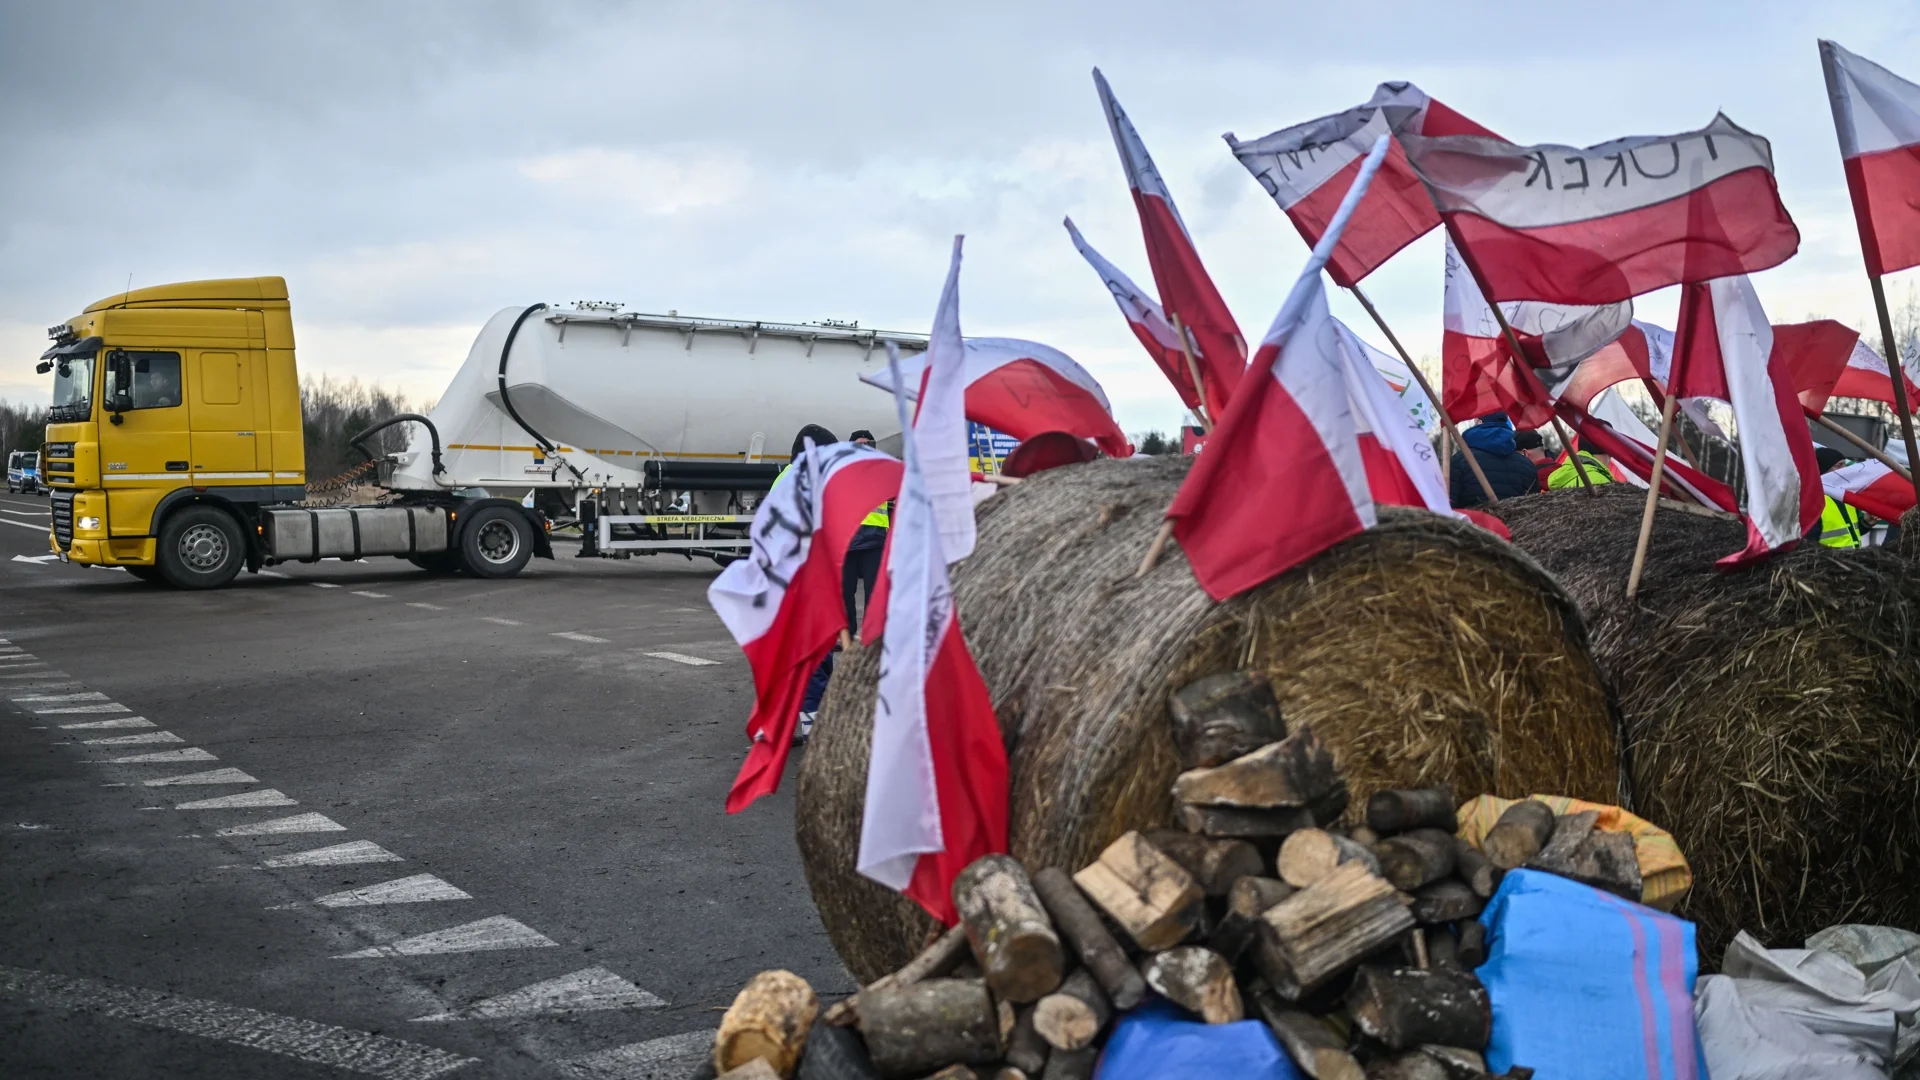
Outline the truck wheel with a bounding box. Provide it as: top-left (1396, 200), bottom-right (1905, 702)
top-left (124, 565), bottom-right (165, 584)
top-left (408, 551), bottom-right (462, 575)
top-left (156, 506), bottom-right (245, 589)
top-left (456, 506), bottom-right (533, 578)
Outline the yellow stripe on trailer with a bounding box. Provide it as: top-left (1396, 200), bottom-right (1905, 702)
top-left (635, 514), bottom-right (752, 524)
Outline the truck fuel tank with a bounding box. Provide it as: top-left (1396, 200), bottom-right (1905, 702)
top-left (262, 507), bottom-right (449, 560)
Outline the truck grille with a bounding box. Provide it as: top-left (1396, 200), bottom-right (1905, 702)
top-left (50, 491), bottom-right (73, 550)
top-left (44, 443), bottom-right (75, 485)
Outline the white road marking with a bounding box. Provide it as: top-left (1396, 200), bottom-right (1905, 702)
top-left (0, 517), bottom-right (48, 532)
top-left (311, 582), bottom-right (341, 589)
top-left (10, 554), bottom-right (59, 564)
top-left (333, 915), bottom-right (558, 959)
top-left (0, 506), bottom-right (50, 516)
top-left (351, 591), bottom-right (391, 599)
top-left (11, 691), bottom-right (109, 703)
top-left (412, 966), bottom-right (665, 1023)
top-left (645, 651), bottom-right (720, 666)
top-left (0, 671), bottom-right (60, 679)
top-left (34, 703), bottom-right (132, 715)
top-left (144, 767), bottom-right (258, 786)
top-left (481, 617), bottom-right (522, 626)
top-left (406, 602), bottom-right (446, 611)
top-left (264, 840), bottom-right (403, 868)
top-left (216, 812), bottom-right (339, 836)
top-left (0, 963), bottom-right (476, 1080)
top-left (553, 632), bottom-right (610, 644)
top-left (110, 747), bottom-right (218, 764)
top-left (60, 716), bottom-right (155, 730)
top-left (313, 874), bottom-right (471, 908)
top-left (558, 1031), bottom-right (716, 1079)
top-left (0, 645), bottom-right (21, 652)
top-left (83, 731), bottom-right (184, 746)
top-left (0, 661), bottom-right (49, 670)
top-left (256, 570), bottom-right (289, 578)
top-left (176, 788), bottom-right (296, 810)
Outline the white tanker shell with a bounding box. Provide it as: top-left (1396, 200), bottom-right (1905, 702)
top-left (389, 304), bottom-right (926, 491)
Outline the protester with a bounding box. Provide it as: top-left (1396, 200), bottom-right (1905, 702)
top-left (1449, 412), bottom-right (1541, 507)
top-left (1516, 429), bottom-right (1553, 489)
top-left (774, 424), bottom-right (839, 745)
top-left (842, 429), bottom-right (889, 630)
top-left (1812, 447), bottom-right (1866, 548)
top-left (1547, 448), bottom-right (1614, 490)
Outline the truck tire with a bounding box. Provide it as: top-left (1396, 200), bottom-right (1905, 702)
top-left (456, 506), bottom-right (533, 578)
top-left (156, 506), bottom-right (245, 589)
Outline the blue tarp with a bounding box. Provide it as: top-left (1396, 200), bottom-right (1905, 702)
top-left (1095, 999), bottom-right (1302, 1080)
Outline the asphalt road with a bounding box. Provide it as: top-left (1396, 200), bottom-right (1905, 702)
top-left (0, 490), bottom-right (852, 1079)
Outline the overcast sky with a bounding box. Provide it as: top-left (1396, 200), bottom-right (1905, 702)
top-left (4, 1), bottom-right (1917, 436)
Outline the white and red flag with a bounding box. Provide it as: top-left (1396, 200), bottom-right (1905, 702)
top-left (915, 237), bottom-right (978, 565)
top-left (1671, 275), bottom-right (1824, 564)
top-left (1168, 136), bottom-right (1393, 601)
top-left (1094, 68), bottom-right (1246, 411)
top-left (1821, 40), bottom-right (1920, 277)
top-left (709, 440), bottom-right (903, 813)
top-left (1830, 336), bottom-right (1920, 407)
top-left (1823, 459), bottom-right (1916, 524)
top-left (860, 334), bottom-right (1131, 459)
top-left (1063, 216), bottom-right (1203, 412)
top-left (1772, 320), bottom-right (1866, 414)
top-left (856, 349), bottom-right (1009, 926)
top-left (1225, 82), bottom-right (1496, 287)
top-left (1402, 115), bottom-right (1800, 306)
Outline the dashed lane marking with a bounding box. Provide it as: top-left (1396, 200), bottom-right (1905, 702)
top-left (480, 617), bottom-right (522, 626)
top-left (33, 703), bottom-right (133, 715)
top-left (646, 652), bottom-right (719, 667)
top-left (411, 966), bottom-right (665, 1023)
top-left (311, 583), bottom-right (341, 589)
top-left (352, 591), bottom-right (392, 599)
top-left (263, 840), bottom-right (404, 868)
top-left (83, 730), bottom-right (184, 746)
top-left (109, 747), bottom-right (218, 764)
top-left (0, 964), bottom-right (477, 1080)
top-left (11, 691), bottom-right (110, 704)
top-left (558, 1031), bottom-right (716, 1079)
top-left (406, 602), bottom-right (446, 611)
top-left (0, 518), bottom-right (48, 532)
top-left (144, 767), bottom-right (259, 787)
top-left (60, 716), bottom-right (155, 730)
top-left (553, 632), bottom-right (611, 644)
top-left (256, 570), bottom-right (289, 578)
top-left (334, 915), bottom-right (558, 959)
top-left (10, 554), bottom-right (59, 564)
top-left (216, 812), bottom-right (340, 836)
top-left (176, 789), bottom-right (295, 810)
top-left (312, 874), bottom-right (471, 908)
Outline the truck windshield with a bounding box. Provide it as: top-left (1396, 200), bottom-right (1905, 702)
top-left (49, 357), bottom-right (94, 422)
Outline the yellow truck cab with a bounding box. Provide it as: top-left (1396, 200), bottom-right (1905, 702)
top-left (39, 277), bottom-right (550, 587)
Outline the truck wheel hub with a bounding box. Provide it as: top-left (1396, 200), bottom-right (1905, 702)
top-left (475, 520), bottom-right (520, 563)
top-left (179, 524), bottom-right (229, 570)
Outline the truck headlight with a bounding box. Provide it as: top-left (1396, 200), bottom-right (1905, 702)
top-left (77, 516), bottom-right (102, 530)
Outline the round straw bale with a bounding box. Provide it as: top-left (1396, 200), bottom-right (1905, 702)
top-left (1490, 486), bottom-right (1920, 965)
top-left (797, 457), bottom-right (1618, 982)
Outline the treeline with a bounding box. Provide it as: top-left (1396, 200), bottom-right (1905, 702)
top-left (0, 400), bottom-right (47, 464)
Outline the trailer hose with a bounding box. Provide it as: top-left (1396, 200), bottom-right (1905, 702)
top-left (496, 302), bottom-right (583, 481)
top-left (350, 412), bottom-right (445, 475)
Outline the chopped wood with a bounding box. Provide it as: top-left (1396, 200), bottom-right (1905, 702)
top-left (715, 969), bottom-right (819, 1078)
top-left (1451, 838), bottom-right (1499, 899)
top-left (1041, 1046), bottom-right (1097, 1080)
top-left (1031, 969), bottom-right (1110, 1051)
top-left (1168, 670), bottom-right (1287, 769)
top-left (1177, 803), bottom-right (1316, 839)
top-left (857, 979), bottom-right (1002, 1077)
top-left (1347, 966), bottom-right (1492, 1052)
top-left (1410, 881), bottom-right (1484, 925)
top-left (1365, 788), bottom-right (1458, 836)
top-left (1347, 825), bottom-right (1380, 848)
top-left (1377, 829), bottom-right (1458, 892)
top-left (1072, 831), bottom-right (1205, 952)
top-left (922, 1067), bottom-right (977, 1080)
top-left (1003, 1006), bottom-right (1048, 1075)
top-left (1171, 726), bottom-right (1341, 809)
top-left (1143, 829), bottom-right (1265, 896)
top-left (1254, 861), bottom-right (1416, 1000)
top-left (1029, 867), bottom-right (1146, 1010)
top-left (1481, 800), bottom-right (1555, 870)
top-left (1419, 1045), bottom-right (1489, 1078)
top-left (953, 855), bottom-right (1066, 1004)
top-left (1423, 926), bottom-right (1458, 970)
top-left (1456, 921), bottom-right (1487, 969)
top-left (1364, 1052), bottom-right (1450, 1080)
top-left (720, 1059), bottom-right (783, 1080)
top-left (1310, 782), bottom-right (1353, 828)
top-left (824, 925), bottom-right (969, 1026)
top-left (1278, 828), bottom-right (1382, 888)
top-left (1247, 984), bottom-right (1366, 1080)
top-left (990, 1070), bottom-right (1031, 1080)
top-left (794, 1023), bottom-right (882, 1080)
top-left (1525, 817), bottom-right (1642, 902)
top-left (1208, 876), bottom-right (1294, 963)
top-left (1142, 946), bottom-right (1244, 1024)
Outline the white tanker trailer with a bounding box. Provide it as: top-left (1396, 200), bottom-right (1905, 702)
top-left (381, 301), bottom-right (927, 565)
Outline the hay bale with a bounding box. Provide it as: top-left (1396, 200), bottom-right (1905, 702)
top-left (1490, 486), bottom-right (1920, 964)
top-left (798, 456), bottom-right (1618, 983)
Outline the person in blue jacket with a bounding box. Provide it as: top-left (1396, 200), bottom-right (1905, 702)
top-left (1449, 412), bottom-right (1542, 508)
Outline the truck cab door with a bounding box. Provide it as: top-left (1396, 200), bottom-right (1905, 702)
top-left (100, 350), bottom-right (191, 536)
top-left (188, 349), bottom-right (261, 480)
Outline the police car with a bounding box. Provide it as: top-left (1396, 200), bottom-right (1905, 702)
top-left (6, 450), bottom-right (41, 494)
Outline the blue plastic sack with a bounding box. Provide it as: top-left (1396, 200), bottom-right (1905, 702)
top-left (1095, 999), bottom-right (1302, 1080)
top-left (1478, 869), bottom-right (1706, 1079)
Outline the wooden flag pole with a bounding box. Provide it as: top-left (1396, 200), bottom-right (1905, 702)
top-left (1812, 410), bottom-right (1915, 481)
top-left (1548, 415), bottom-right (1598, 492)
top-left (1626, 392), bottom-right (1681, 600)
top-left (1171, 314), bottom-right (1215, 434)
top-left (1348, 285), bottom-right (1499, 506)
top-left (1478, 298), bottom-right (1599, 498)
top-left (1866, 273), bottom-right (1920, 504)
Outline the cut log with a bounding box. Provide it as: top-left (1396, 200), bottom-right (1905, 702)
top-left (1524, 815), bottom-right (1642, 901)
top-left (1377, 829), bottom-right (1458, 892)
top-left (1247, 984), bottom-right (1366, 1080)
top-left (1168, 670), bottom-right (1287, 769)
top-left (952, 855), bottom-right (1066, 1004)
top-left (796, 1023), bottom-right (883, 1080)
top-left (1003, 1006), bottom-right (1048, 1075)
top-left (1410, 881), bottom-right (1484, 925)
top-left (1346, 966), bottom-right (1492, 1051)
top-left (1347, 825), bottom-right (1380, 848)
top-left (715, 969), bottom-right (819, 1078)
top-left (1423, 926), bottom-right (1458, 969)
top-left (1142, 947), bottom-right (1243, 1024)
top-left (1177, 803), bottom-right (1316, 840)
top-left (1208, 876), bottom-right (1295, 963)
top-left (857, 979), bottom-right (1001, 1077)
top-left (1310, 782), bottom-right (1353, 828)
top-left (1481, 800), bottom-right (1555, 871)
top-left (921, 1067), bottom-right (977, 1080)
top-left (1029, 867), bottom-right (1146, 1011)
top-left (1171, 726), bottom-right (1341, 809)
top-left (1450, 839), bottom-right (1499, 900)
top-left (991, 1070), bottom-right (1031, 1080)
top-left (1143, 830), bottom-right (1265, 896)
top-left (1364, 789), bottom-right (1458, 836)
top-left (1419, 1045), bottom-right (1488, 1078)
top-left (1072, 831), bottom-right (1205, 952)
top-left (1363, 1052), bottom-right (1450, 1080)
top-left (1278, 828), bottom-right (1382, 888)
top-left (1041, 1047), bottom-right (1097, 1080)
top-left (825, 925), bottom-right (970, 1026)
top-left (1255, 861), bottom-right (1416, 1000)
top-left (720, 1060), bottom-right (783, 1080)
top-left (1456, 921), bottom-right (1487, 969)
top-left (1030, 970), bottom-right (1110, 1051)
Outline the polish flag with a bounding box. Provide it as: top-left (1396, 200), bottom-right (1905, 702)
top-left (1168, 137), bottom-right (1393, 601)
top-left (1225, 82), bottom-right (1496, 287)
top-left (1564, 406), bottom-right (1740, 512)
top-left (1821, 41), bottom-right (1920, 277)
top-left (1772, 320), bottom-right (1865, 414)
top-left (1095, 68), bottom-right (1246, 411)
top-left (1830, 336), bottom-right (1920, 407)
top-left (709, 440), bottom-right (903, 812)
top-left (1671, 276), bottom-right (1824, 564)
top-left (915, 237), bottom-right (978, 565)
top-left (861, 334), bottom-right (1131, 459)
top-left (1823, 459), bottom-right (1915, 523)
top-left (1403, 115), bottom-right (1800, 306)
top-left (857, 350), bottom-right (1009, 926)
top-left (1341, 320), bottom-right (1450, 512)
top-left (1064, 216), bottom-right (1201, 412)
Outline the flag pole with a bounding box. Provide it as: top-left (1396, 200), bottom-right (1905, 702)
top-left (1866, 273), bottom-right (1920, 504)
top-left (1348, 284), bottom-right (1498, 505)
top-left (1811, 409), bottom-right (1915, 481)
top-left (1171, 314), bottom-right (1215, 433)
top-left (1548, 415), bottom-right (1599, 492)
top-left (1627, 393), bottom-right (1680, 599)
top-left (1479, 297), bottom-right (1599, 498)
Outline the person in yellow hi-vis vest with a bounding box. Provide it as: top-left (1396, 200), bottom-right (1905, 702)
top-left (1813, 447), bottom-right (1865, 548)
top-left (843, 429), bottom-right (890, 629)
top-left (1547, 449), bottom-right (1614, 490)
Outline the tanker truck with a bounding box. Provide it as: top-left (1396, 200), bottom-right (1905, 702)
top-left (35, 276), bottom-right (925, 588)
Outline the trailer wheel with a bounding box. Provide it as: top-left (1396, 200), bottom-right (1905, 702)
top-left (156, 506), bottom-right (244, 589)
top-left (457, 506), bottom-right (533, 578)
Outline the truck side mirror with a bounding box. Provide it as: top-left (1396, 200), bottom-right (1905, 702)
top-left (106, 349), bottom-right (132, 424)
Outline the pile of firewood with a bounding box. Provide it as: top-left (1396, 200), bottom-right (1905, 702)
top-left (699, 672), bottom-right (1645, 1080)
